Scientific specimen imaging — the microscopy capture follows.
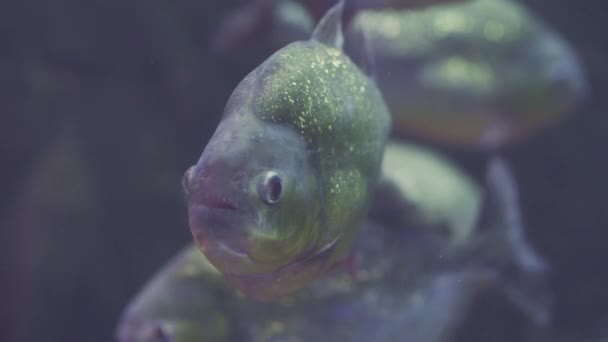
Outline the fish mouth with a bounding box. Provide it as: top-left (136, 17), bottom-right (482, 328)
top-left (194, 192), bottom-right (240, 211)
top-left (187, 189), bottom-right (255, 272)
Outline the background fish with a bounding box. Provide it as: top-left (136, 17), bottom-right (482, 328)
top-left (346, 0), bottom-right (588, 149)
top-left (370, 141), bottom-right (482, 244)
top-left (118, 158), bottom-right (549, 342)
top-left (182, 2), bottom-right (391, 301)
top-left (116, 245), bottom-right (235, 342)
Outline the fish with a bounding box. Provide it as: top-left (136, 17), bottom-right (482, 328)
top-left (118, 157), bottom-right (550, 342)
top-left (346, 0), bottom-right (588, 149)
top-left (370, 141), bottom-right (482, 245)
top-left (116, 245), bottom-right (235, 342)
top-left (182, 1), bottom-right (391, 301)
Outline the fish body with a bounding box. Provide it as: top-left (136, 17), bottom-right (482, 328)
top-left (347, 0), bottom-right (587, 148)
top-left (183, 2), bottom-right (391, 300)
top-left (371, 141), bottom-right (481, 244)
top-left (116, 246), bottom-right (234, 342)
top-left (118, 158), bottom-right (549, 342)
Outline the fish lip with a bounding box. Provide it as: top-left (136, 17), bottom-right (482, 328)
top-left (190, 191), bottom-right (241, 211)
top-left (188, 200), bottom-right (254, 260)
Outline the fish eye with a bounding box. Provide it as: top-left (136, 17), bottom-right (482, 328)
top-left (258, 171), bottom-right (283, 204)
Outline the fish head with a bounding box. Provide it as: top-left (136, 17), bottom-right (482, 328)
top-left (183, 108), bottom-right (323, 282)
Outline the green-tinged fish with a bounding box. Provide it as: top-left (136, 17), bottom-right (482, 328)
top-left (347, 0), bottom-right (587, 149)
top-left (118, 159), bottom-right (550, 342)
top-left (371, 141), bottom-right (481, 244)
top-left (116, 246), bottom-right (234, 342)
top-left (183, 2), bottom-right (391, 300)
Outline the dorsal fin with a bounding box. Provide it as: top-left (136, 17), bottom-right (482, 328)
top-left (311, 0), bottom-right (345, 50)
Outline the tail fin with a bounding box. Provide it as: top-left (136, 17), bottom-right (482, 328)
top-left (477, 158), bottom-right (552, 334)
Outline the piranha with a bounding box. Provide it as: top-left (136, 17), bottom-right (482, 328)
top-left (370, 141), bottom-right (482, 244)
top-left (346, 0), bottom-right (588, 149)
top-left (116, 246), bottom-right (235, 342)
top-left (182, 1), bottom-right (391, 301)
top-left (117, 155), bottom-right (550, 342)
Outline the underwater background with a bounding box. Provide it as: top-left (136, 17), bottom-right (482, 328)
top-left (1, 0), bottom-right (606, 341)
